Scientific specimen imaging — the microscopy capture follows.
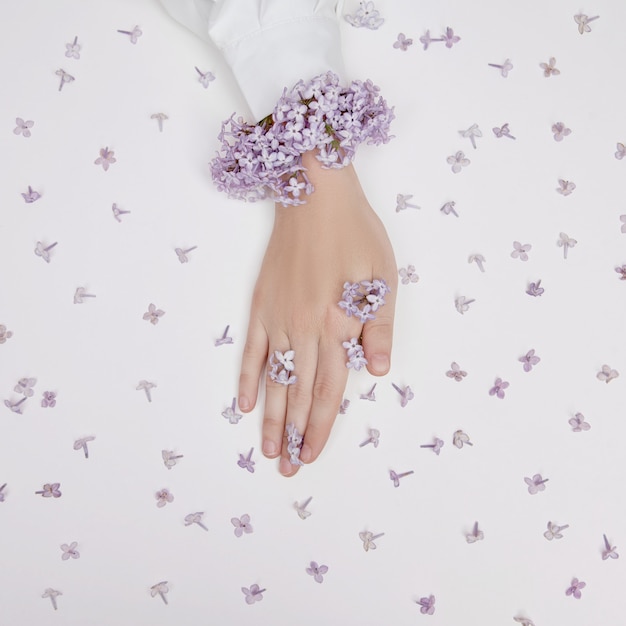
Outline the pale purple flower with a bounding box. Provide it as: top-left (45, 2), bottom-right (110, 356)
top-left (396, 193), bottom-right (420, 212)
top-left (540, 57), bottom-right (560, 77)
top-left (344, 338), bottom-right (368, 370)
top-left (306, 561), bottom-right (328, 583)
top-left (269, 351), bottom-right (297, 385)
top-left (95, 147), bottom-right (116, 171)
top-left (443, 27), bottom-right (461, 48)
top-left (345, 1), bottom-right (384, 29)
top-left (524, 474), bottom-right (549, 495)
top-left (74, 287), bottom-right (96, 304)
top-left (569, 412), bottom-right (591, 432)
top-left (455, 296), bottom-right (474, 314)
top-left (616, 265), bottom-right (626, 280)
top-left (468, 254), bottom-right (486, 272)
top-left (489, 378), bottom-right (509, 399)
top-left (556, 179), bottom-right (576, 196)
top-left (151, 113), bottom-right (168, 132)
top-left (359, 428), bottom-right (380, 448)
top-left (440, 201), bottom-right (459, 217)
top-left (174, 245), bottom-right (197, 263)
top-left (447, 151), bottom-right (470, 173)
top-left (602, 534), bottom-right (619, 560)
top-left (55, 69), bottom-right (74, 91)
top-left (155, 488), bottom-right (173, 508)
top-left (242, 584), bottom-right (265, 604)
top-left (65, 36), bottom-right (81, 59)
top-left (616, 143), bottom-right (625, 160)
top-left (488, 59), bottom-right (513, 77)
top-left (393, 33), bottom-right (413, 50)
top-left (232, 514), bottom-right (253, 537)
top-left (419, 30), bottom-right (444, 50)
top-left (294, 497), bottom-right (313, 519)
top-left (286, 423), bottom-right (304, 466)
top-left (222, 397), bottom-right (242, 424)
top-left (4, 397), bottom-right (27, 414)
top-left (466, 521), bottom-right (484, 544)
top-left (526, 279), bottom-right (544, 297)
top-left (0, 325), bottom-right (13, 344)
top-left (41, 391), bottom-right (56, 408)
top-left (338, 399), bottom-right (350, 414)
top-left (391, 383), bottom-right (414, 407)
top-left (552, 122), bottom-right (571, 141)
top-left (544, 521), bottom-right (569, 540)
top-left (620, 215), bottom-right (626, 233)
top-left (21, 185), bottom-right (41, 203)
top-left (35, 483), bottom-right (62, 498)
top-left (574, 13), bottom-right (599, 34)
top-left (398, 265), bottom-right (419, 284)
top-left (42, 588), bottom-right (62, 610)
top-left (511, 241), bottom-right (531, 261)
top-left (558, 232), bottom-right (577, 258)
top-left (389, 469), bottom-right (414, 487)
top-left (355, 304), bottom-right (375, 324)
top-left (597, 364), bottom-right (619, 383)
top-left (519, 349), bottom-right (540, 372)
top-left (453, 430), bottom-right (473, 448)
top-left (60, 542), bottom-right (79, 560)
top-left (275, 350), bottom-right (295, 371)
top-left (15, 377), bottom-right (37, 397)
top-left (565, 577), bottom-right (585, 599)
top-left (420, 438), bottom-right (444, 455)
top-left (117, 26), bottom-right (142, 43)
top-left (459, 124), bottom-right (481, 149)
top-left (111, 202), bottom-right (130, 222)
top-left (14, 117), bottom-right (34, 137)
top-left (150, 581), bottom-right (169, 604)
top-left (237, 448), bottom-right (255, 473)
top-left (416, 595), bottom-right (436, 615)
top-left (360, 530), bottom-right (384, 551)
top-left (514, 616), bottom-right (536, 626)
top-left (162, 449), bottom-right (183, 469)
top-left (184, 512), bottom-right (208, 531)
top-left (194, 66), bottom-right (215, 88)
top-left (73, 436), bottom-right (95, 458)
top-left (215, 325), bottom-right (234, 346)
top-left (493, 123), bottom-right (516, 139)
top-left (34, 241), bottom-right (58, 263)
top-left (136, 380), bottom-right (156, 402)
top-left (360, 383), bottom-right (377, 401)
top-left (143, 303), bottom-right (165, 325)
top-left (0, 483), bottom-right (6, 502)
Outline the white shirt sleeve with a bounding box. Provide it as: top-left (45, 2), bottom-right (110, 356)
top-left (159, 0), bottom-right (346, 120)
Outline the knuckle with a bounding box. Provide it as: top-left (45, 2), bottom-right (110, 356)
top-left (312, 377), bottom-right (341, 405)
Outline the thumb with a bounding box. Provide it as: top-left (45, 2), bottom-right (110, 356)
top-left (362, 299), bottom-right (395, 376)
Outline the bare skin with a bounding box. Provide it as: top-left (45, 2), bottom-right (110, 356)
top-left (238, 151), bottom-right (397, 476)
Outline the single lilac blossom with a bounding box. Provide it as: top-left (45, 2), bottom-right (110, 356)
top-left (306, 561), bottom-right (328, 583)
top-left (395, 193), bottom-right (420, 211)
top-left (55, 69), bottom-right (74, 91)
top-left (616, 143), bottom-right (625, 160)
top-left (151, 112), bottom-right (168, 132)
top-left (419, 30), bottom-right (444, 50)
top-left (15, 377), bottom-right (37, 397)
top-left (558, 232), bottom-right (577, 258)
top-left (237, 448), bottom-right (255, 473)
top-left (445, 360), bottom-right (467, 380)
top-left (175, 245), bottom-right (197, 263)
top-left (443, 27), bottom-right (461, 48)
top-left (455, 296), bottom-right (475, 314)
top-left (359, 428), bottom-right (380, 448)
top-left (136, 380), bottom-right (156, 402)
top-left (4, 397), bottom-right (27, 414)
top-left (447, 151), bottom-right (470, 173)
top-left (453, 430), bottom-right (473, 448)
top-left (602, 534), bottom-right (619, 560)
top-left (0, 483), bottom-right (7, 502)
top-left (616, 265), bottom-right (626, 280)
top-left (459, 123), bottom-right (482, 149)
top-left (35, 483), bottom-right (62, 498)
top-left (620, 215), bottom-right (626, 232)
top-left (117, 26), bottom-right (142, 43)
top-left (393, 33), bottom-right (413, 50)
top-left (60, 542), bottom-right (79, 560)
top-left (466, 521), bottom-right (484, 544)
top-left (286, 423), bottom-right (304, 465)
top-left (440, 201), bottom-right (459, 217)
top-left (111, 202), bottom-right (130, 222)
top-left (519, 349), bottom-right (540, 372)
top-left (488, 59), bottom-right (513, 77)
top-left (468, 254), bottom-right (486, 272)
top-left (389, 469), bottom-right (414, 487)
top-left (398, 265), bottom-right (419, 284)
top-left (513, 617), bottom-right (536, 626)
top-left (74, 287), bottom-right (96, 304)
top-left (194, 66), bottom-right (215, 88)
top-left (524, 474), bottom-right (549, 495)
top-left (344, 1), bottom-right (384, 29)
top-left (338, 399), bottom-right (350, 414)
top-left (420, 438), bottom-right (444, 455)
top-left (73, 436), bottom-right (95, 458)
top-left (222, 397), bottom-right (242, 424)
top-left (544, 521), bottom-right (569, 540)
top-left (552, 122), bottom-right (571, 141)
top-left (242, 584), bottom-right (265, 604)
top-left (94, 147), bottom-right (116, 171)
top-left (489, 378), bottom-right (509, 399)
top-left (14, 117), bottom-right (34, 137)
top-left (21, 186), bottom-right (41, 203)
top-left (155, 488), bottom-right (174, 508)
top-left (493, 123), bottom-right (516, 139)
top-left (294, 497), bottom-right (313, 519)
top-left (232, 514), bottom-right (253, 537)
top-left (0, 325), bottom-right (13, 344)
top-left (360, 383), bottom-right (377, 401)
top-left (143, 303), bottom-right (165, 325)
top-left (150, 581), bottom-right (169, 604)
top-left (34, 241), bottom-right (58, 263)
top-left (574, 14), bottom-right (599, 34)
top-left (565, 577), bottom-right (586, 599)
top-left (511, 241), bottom-right (531, 261)
top-left (360, 530), bottom-right (385, 551)
top-left (556, 179), bottom-right (576, 196)
top-left (391, 383), bottom-right (414, 407)
top-left (597, 364), bottom-right (619, 383)
top-left (540, 57), bottom-right (560, 77)
top-left (215, 325), bottom-right (234, 346)
top-left (162, 449), bottom-right (183, 469)
top-left (526, 279), bottom-right (544, 297)
top-left (184, 512), bottom-right (208, 531)
top-left (41, 391), bottom-right (57, 407)
top-left (65, 36), bottom-right (81, 59)
top-left (416, 595), bottom-right (436, 615)
top-left (42, 588), bottom-right (62, 610)
top-left (569, 412), bottom-right (591, 432)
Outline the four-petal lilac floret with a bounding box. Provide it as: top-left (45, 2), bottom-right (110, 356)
top-left (519, 349), bottom-right (540, 372)
top-left (232, 514), bottom-right (253, 537)
top-left (417, 594), bottom-right (436, 615)
top-left (242, 583), bottom-right (265, 604)
top-left (489, 378), bottom-right (509, 399)
top-left (286, 423), bottom-right (304, 466)
top-left (305, 561), bottom-right (329, 583)
top-left (565, 577), bottom-right (586, 599)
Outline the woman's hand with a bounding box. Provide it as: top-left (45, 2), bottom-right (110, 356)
top-left (238, 152), bottom-right (397, 476)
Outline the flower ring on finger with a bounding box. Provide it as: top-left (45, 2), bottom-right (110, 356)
top-left (268, 350), bottom-right (297, 386)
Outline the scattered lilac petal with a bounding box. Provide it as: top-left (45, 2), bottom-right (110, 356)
top-left (74, 287), bottom-right (96, 304)
top-left (286, 423), bottom-right (304, 466)
top-left (459, 124), bottom-right (482, 149)
top-left (565, 577), bottom-right (585, 599)
top-left (94, 147), bottom-right (116, 171)
top-left (162, 449), bottom-right (183, 469)
top-left (222, 397), bottom-right (242, 424)
top-left (73, 436), bottom-right (95, 458)
top-left (569, 412), bottom-right (591, 432)
top-left (488, 59), bottom-right (513, 77)
top-left (60, 542), bottom-right (79, 560)
top-left (42, 588), bottom-right (62, 610)
top-left (22, 186), bottom-right (41, 203)
top-left (112, 203), bottom-right (130, 222)
top-left (231, 514), bottom-right (253, 537)
top-left (455, 296), bottom-right (475, 314)
top-left (55, 69), bottom-right (74, 91)
top-left (15, 377), bottom-right (37, 397)
top-left (143, 303), bottom-right (165, 325)
top-left (151, 112), bottom-right (168, 132)
top-left (391, 383), bottom-right (414, 407)
top-left (393, 33), bottom-right (413, 50)
top-left (305, 561), bottom-right (328, 583)
top-left (294, 497), bottom-right (313, 519)
top-left (242, 583), bottom-right (265, 604)
top-left (420, 438), bottom-right (444, 455)
top-left (519, 349), bottom-right (540, 372)
top-left (215, 325), bottom-right (234, 346)
top-left (0, 325), bottom-right (13, 344)
top-left (65, 36), bottom-right (81, 59)
top-left (447, 151), bottom-right (470, 173)
top-left (552, 121), bottom-right (571, 141)
top-left (616, 143), bottom-right (626, 160)
top-left (398, 265), bottom-right (419, 284)
top-left (513, 617), bottom-right (536, 626)
top-left (540, 57), bottom-right (560, 77)
top-left (556, 179), bottom-right (576, 196)
top-left (511, 241), bottom-right (532, 261)
top-left (155, 488), bottom-right (174, 508)
top-left (597, 364), bottom-right (619, 383)
top-left (574, 13), bottom-right (599, 34)
top-left (489, 378), bottom-right (509, 399)
top-left (175, 245), bottom-right (197, 263)
top-left (493, 123), bottom-right (516, 139)
top-left (136, 380), bottom-right (156, 402)
top-left (395, 193), bottom-right (420, 212)
top-left (0, 483), bottom-right (6, 502)
top-left (389, 469), bottom-right (414, 487)
top-left (360, 383), bottom-right (377, 401)
top-left (150, 581), bottom-right (169, 604)
top-left (602, 534), bottom-right (619, 560)
top-left (443, 27), bottom-right (461, 48)
top-left (616, 265), bottom-right (626, 280)
top-left (468, 254), bottom-right (486, 272)
top-left (14, 117), bottom-right (34, 137)
top-left (359, 428), bottom-right (380, 448)
top-left (453, 430), bottom-right (473, 448)
top-left (184, 512), bottom-right (208, 531)
top-left (620, 215), bottom-right (626, 233)
top-left (338, 398), bottom-right (350, 414)
top-left (416, 594), bottom-right (436, 615)
top-left (35, 483), bottom-right (62, 498)
top-left (446, 362), bottom-right (467, 382)
top-left (526, 279), bottom-right (544, 297)
top-left (440, 201), bottom-right (459, 216)
top-left (118, 26), bottom-right (142, 43)
top-left (466, 521), bottom-right (484, 544)
top-left (524, 474), bottom-right (548, 495)
top-left (4, 397), bottom-right (27, 414)
top-left (544, 521), bottom-right (569, 540)
top-left (360, 530), bottom-right (384, 551)
top-left (419, 30), bottom-right (444, 50)
top-left (344, 1), bottom-right (384, 29)
top-left (34, 241), bottom-right (58, 263)
top-left (195, 66), bottom-right (215, 88)
top-left (40, 391), bottom-right (56, 407)
top-left (237, 448), bottom-right (255, 473)
top-left (558, 232), bottom-right (577, 259)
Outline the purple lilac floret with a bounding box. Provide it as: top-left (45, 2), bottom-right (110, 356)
top-left (286, 423), bottom-right (304, 466)
top-left (343, 338), bottom-right (368, 370)
top-left (211, 72), bottom-right (394, 206)
top-left (269, 350), bottom-right (297, 386)
top-left (339, 279), bottom-right (389, 322)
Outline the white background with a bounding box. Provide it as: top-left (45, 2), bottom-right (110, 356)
top-left (1, 1), bottom-right (625, 625)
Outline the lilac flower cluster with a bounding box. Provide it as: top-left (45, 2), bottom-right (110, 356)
top-left (339, 279), bottom-right (390, 323)
top-left (286, 423), bottom-right (304, 466)
top-left (211, 72), bottom-right (394, 206)
top-left (343, 338), bottom-right (368, 370)
top-left (269, 350), bottom-right (297, 386)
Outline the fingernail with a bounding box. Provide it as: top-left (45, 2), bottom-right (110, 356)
top-left (238, 396), bottom-right (250, 411)
top-left (279, 457), bottom-right (292, 475)
top-left (300, 444), bottom-right (312, 464)
top-left (262, 439), bottom-right (276, 456)
top-left (370, 354), bottom-right (390, 373)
